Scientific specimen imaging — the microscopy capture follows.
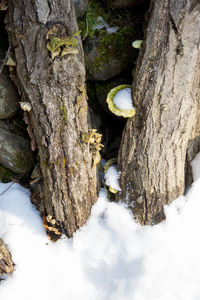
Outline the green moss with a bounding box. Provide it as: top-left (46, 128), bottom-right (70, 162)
top-left (0, 165), bottom-right (17, 183)
top-left (78, 0), bottom-right (110, 40)
top-left (78, 0), bottom-right (141, 77)
top-left (61, 105), bottom-right (68, 121)
top-left (13, 150), bottom-right (33, 172)
top-left (57, 98), bottom-right (68, 121)
top-left (90, 27), bottom-right (136, 72)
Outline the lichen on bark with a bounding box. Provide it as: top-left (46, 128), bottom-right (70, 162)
top-left (6, 0), bottom-right (99, 237)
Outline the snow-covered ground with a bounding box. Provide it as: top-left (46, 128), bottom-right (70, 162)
top-left (0, 157), bottom-right (200, 300)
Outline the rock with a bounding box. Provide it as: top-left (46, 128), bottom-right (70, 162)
top-left (0, 126), bottom-right (34, 173)
top-left (108, 0), bottom-right (146, 8)
top-left (0, 239), bottom-right (14, 276)
top-left (0, 119), bottom-right (9, 131)
top-left (0, 112), bottom-right (27, 137)
top-left (84, 29), bottom-right (137, 81)
top-left (0, 165), bottom-right (17, 183)
top-left (74, 0), bottom-right (88, 17)
top-left (0, 69), bottom-right (19, 119)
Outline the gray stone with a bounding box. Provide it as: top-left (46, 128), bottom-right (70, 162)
top-left (74, 0), bottom-right (88, 17)
top-left (0, 239), bottom-right (14, 276)
top-left (84, 36), bottom-right (125, 81)
top-left (84, 31), bottom-right (136, 81)
top-left (0, 126), bottom-right (34, 173)
top-left (0, 69), bottom-right (19, 119)
top-left (109, 0), bottom-right (146, 8)
top-left (0, 120), bottom-right (9, 131)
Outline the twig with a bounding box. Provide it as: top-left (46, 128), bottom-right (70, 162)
top-left (0, 174), bottom-right (24, 196)
top-left (0, 182), bottom-right (14, 196)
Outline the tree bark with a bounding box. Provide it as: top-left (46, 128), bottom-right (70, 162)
top-left (117, 0), bottom-right (200, 224)
top-left (6, 0), bottom-right (98, 237)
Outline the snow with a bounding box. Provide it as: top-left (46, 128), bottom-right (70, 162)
top-left (104, 164), bottom-right (121, 191)
top-left (92, 16), bottom-right (118, 34)
top-left (106, 27), bottom-right (118, 34)
top-left (93, 16), bottom-right (108, 30)
top-left (190, 151), bottom-right (200, 181)
top-left (1, 154), bottom-right (200, 299)
top-left (113, 88), bottom-right (134, 110)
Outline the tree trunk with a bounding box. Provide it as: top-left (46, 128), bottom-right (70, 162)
top-left (117, 0), bottom-right (200, 224)
top-left (6, 0), bottom-right (98, 237)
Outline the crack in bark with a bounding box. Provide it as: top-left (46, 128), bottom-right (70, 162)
top-left (169, 12), bottom-right (184, 56)
top-left (189, 0), bottom-right (200, 12)
top-left (47, 0), bottom-right (52, 18)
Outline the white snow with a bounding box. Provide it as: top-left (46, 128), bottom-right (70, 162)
top-left (1, 153), bottom-right (200, 299)
top-left (93, 16), bottom-right (109, 30)
top-left (92, 16), bottom-right (118, 34)
top-left (113, 88), bottom-right (134, 110)
top-left (106, 27), bottom-right (118, 34)
top-left (104, 164), bottom-right (121, 191)
top-left (191, 151), bottom-right (200, 181)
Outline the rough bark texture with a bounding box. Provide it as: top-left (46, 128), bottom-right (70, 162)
top-left (117, 0), bottom-right (200, 224)
top-left (6, 0), bottom-right (98, 237)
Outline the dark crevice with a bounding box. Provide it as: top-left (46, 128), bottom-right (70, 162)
top-left (47, 0), bottom-right (52, 18)
top-left (169, 12), bottom-right (184, 56)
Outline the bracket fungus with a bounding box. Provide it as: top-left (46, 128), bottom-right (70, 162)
top-left (19, 102), bottom-right (32, 112)
top-left (46, 26), bottom-right (80, 60)
top-left (106, 85), bottom-right (136, 118)
top-left (132, 40), bottom-right (143, 49)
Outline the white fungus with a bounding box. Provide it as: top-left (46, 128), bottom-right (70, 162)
top-left (132, 40), bottom-right (143, 49)
top-left (106, 27), bottom-right (118, 34)
top-left (113, 88), bottom-right (134, 111)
